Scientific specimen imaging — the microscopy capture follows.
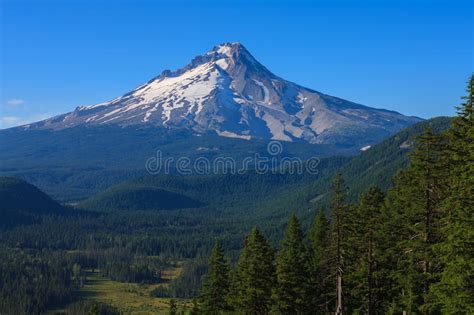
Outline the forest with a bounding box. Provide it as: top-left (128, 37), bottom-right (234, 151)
top-left (0, 75), bottom-right (472, 314)
top-left (197, 76), bottom-right (473, 314)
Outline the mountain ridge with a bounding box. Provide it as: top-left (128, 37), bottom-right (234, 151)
top-left (20, 42), bottom-right (421, 146)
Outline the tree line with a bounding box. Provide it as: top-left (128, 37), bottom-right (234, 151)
top-left (197, 74), bottom-right (474, 314)
top-left (0, 248), bottom-right (73, 314)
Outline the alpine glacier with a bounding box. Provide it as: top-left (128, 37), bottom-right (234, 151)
top-left (25, 42), bottom-right (421, 145)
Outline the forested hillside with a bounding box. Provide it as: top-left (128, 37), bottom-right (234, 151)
top-left (198, 76), bottom-right (474, 314)
top-left (81, 186), bottom-right (203, 212)
top-left (0, 125), bottom-right (349, 202)
top-left (80, 116), bottom-right (450, 220)
top-left (0, 177), bottom-right (63, 214)
top-left (0, 177), bottom-right (81, 229)
top-left (238, 116), bottom-right (452, 225)
top-left (79, 156), bottom-right (348, 213)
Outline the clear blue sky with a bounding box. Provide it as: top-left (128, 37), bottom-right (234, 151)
top-left (1, 0), bottom-right (472, 128)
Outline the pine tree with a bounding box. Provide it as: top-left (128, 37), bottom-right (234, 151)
top-left (231, 227), bottom-right (275, 315)
top-left (349, 186), bottom-right (385, 314)
top-left (431, 73), bottom-right (474, 313)
top-left (373, 189), bottom-right (405, 314)
top-left (199, 240), bottom-right (231, 314)
top-left (309, 208), bottom-right (329, 271)
top-left (308, 208), bottom-right (330, 312)
top-left (327, 172), bottom-right (351, 314)
top-left (386, 128), bottom-right (448, 314)
top-left (273, 215), bottom-right (312, 314)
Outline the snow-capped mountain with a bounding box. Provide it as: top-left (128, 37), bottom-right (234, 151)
top-left (26, 42), bottom-right (421, 145)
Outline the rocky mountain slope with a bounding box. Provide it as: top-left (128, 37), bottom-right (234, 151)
top-left (23, 42), bottom-right (421, 146)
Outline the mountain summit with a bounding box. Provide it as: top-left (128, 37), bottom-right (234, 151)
top-left (25, 42), bottom-right (421, 145)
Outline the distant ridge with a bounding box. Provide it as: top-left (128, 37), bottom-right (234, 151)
top-left (0, 177), bottom-right (63, 214)
top-left (81, 185), bottom-right (203, 212)
top-left (0, 177), bottom-right (69, 228)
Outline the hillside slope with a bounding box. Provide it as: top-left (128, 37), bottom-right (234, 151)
top-left (0, 125), bottom-right (351, 202)
top-left (78, 117), bottom-right (450, 223)
top-left (0, 177), bottom-right (67, 228)
top-left (81, 186), bottom-right (203, 212)
top-left (0, 177), bottom-right (63, 214)
top-left (252, 116), bottom-right (452, 224)
top-left (79, 156), bottom-right (349, 213)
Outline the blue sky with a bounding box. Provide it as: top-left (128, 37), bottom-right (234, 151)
top-left (1, 0), bottom-right (472, 128)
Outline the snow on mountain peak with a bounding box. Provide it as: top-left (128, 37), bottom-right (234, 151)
top-left (209, 42), bottom-right (247, 55)
top-left (25, 43), bottom-right (422, 146)
top-left (211, 42), bottom-right (243, 54)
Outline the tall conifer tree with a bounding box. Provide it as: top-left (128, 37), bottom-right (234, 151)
top-left (308, 209), bottom-right (330, 312)
top-left (349, 186), bottom-right (386, 314)
top-left (309, 208), bottom-right (329, 270)
top-left (199, 240), bottom-right (231, 314)
top-left (274, 215), bottom-right (311, 314)
top-left (431, 73), bottom-right (474, 313)
top-left (386, 128), bottom-right (448, 314)
top-left (231, 228), bottom-right (275, 315)
top-left (327, 172), bottom-right (351, 314)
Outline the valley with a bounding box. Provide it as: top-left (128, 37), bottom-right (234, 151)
top-left (68, 268), bottom-right (187, 315)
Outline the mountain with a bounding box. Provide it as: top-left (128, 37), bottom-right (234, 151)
top-left (0, 42), bottom-right (423, 201)
top-left (22, 42), bottom-right (421, 146)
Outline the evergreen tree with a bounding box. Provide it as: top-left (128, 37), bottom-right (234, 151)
top-left (372, 189), bottom-right (404, 315)
top-left (431, 73), bottom-right (474, 313)
top-left (199, 240), bottom-right (231, 314)
top-left (349, 186), bottom-right (386, 314)
top-left (231, 227), bottom-right (275, 315)
top-left (274, 215), bottom-right (312, 314)
top-left (308, 208), bottom-right (330, 312)
top-left (327, 172), bottom-right (352, 314)
top-left (386, 128), bottom-right (448, 314)
top-left (309, 208), bottom-right (329, 271)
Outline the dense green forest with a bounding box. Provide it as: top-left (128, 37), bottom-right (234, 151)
top-left (0, 76), bottom-right (471, 314)
top-left (198, 76), bottom-right (474, 314)
top-left (0, 125), bottom-right (349, 202)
